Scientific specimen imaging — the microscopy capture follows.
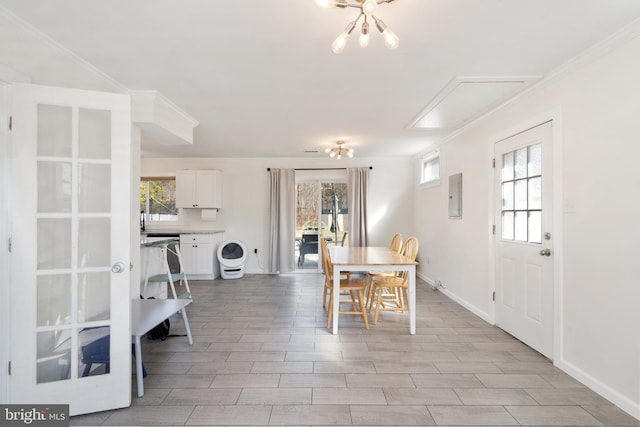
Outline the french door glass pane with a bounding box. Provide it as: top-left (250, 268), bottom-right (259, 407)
top-left (38, 161), bottom-right (72, 213)
top-left (78, 326), bottom-right (110, 378)
top-left (78, 218), bottom-right (111, 268)
top-left (37, 274), bottom-right (71, 327)
top-left (78, 108), bottom-right (111, 159)
top-left (78, 163), bottom-right (111, 213)
top-left (37, 218), bottom-right (71, 269)
top-left (78, 272), bottom-right (111, 323)
top-left (37, 105), bottom-right (72, 157)
top-left (37, 330), bottom-right (71, 383)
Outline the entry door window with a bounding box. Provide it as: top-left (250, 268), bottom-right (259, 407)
top-left (501, 143), bottom-right (542, 244)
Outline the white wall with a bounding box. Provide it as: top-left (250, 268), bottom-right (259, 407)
top-left (414, 34), bottom-right (640, 418)
top-left (141, 157), bottom-right (415, 274)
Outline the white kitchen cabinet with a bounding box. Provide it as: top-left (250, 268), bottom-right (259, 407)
top-left (179, 233), bottom-right (223, 278)
top-left (180, 234), bottom-right (214, 276)
top-left (176, 169), bottom-right (222, 208)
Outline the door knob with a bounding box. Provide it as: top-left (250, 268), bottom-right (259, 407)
top-left (111, 262), bottom-right (126, 273)
top-left (539, 248), bottom-right (551, 257)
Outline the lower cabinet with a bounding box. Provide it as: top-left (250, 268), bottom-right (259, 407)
top-left (180, 233), bottom-right (221, 278)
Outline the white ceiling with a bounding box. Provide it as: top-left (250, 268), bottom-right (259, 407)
top-left (1, 0), bottom-right (640, 158)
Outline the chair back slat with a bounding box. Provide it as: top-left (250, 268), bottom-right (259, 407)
top-left (396, 236), bottom-right (419, 281)
top-left (390, 233), bottom-right (403, 252)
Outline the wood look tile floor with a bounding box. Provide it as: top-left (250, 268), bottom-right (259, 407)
top-left (71, 274), bottom-right (639, 426)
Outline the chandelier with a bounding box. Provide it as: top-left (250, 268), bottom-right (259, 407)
top-left (325, 141), bottom-right (354, 159)
top-left (315, 0), bottom-right (399, 54)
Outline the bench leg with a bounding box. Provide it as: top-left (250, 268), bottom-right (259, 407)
top-left (133, 335), bottom-right (144, 397)
top-left (180, 308), bottom-right (193, 345)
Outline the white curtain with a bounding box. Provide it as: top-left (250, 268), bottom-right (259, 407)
top-left (268, 168), bottom-right (295, 273)
top-left (347, 167), bottom-right (369, 247)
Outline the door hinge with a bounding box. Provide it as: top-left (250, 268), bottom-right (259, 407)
top-left (492, 225), bottom-right (496, 235)
top-left (8, 361), bottom-right (11, 375)
top-left (492, 291), bottom-right (496, 301)
top-left (8, 116), bottom-right (12, 131)
top-left (492, 158), bottom-right (495, 168)
top-left (7, 237), bottom-right (11, 253)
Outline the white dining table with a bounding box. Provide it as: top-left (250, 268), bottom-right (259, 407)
top-left (329, 246), bottom-right (418, 334)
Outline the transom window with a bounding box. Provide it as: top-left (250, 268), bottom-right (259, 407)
top-left (421, 150), bottom-right (440, 184)
top-left (501, 143), bottom-right (542, 243)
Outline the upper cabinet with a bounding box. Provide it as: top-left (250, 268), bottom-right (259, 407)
top-left (176, 170), bottom-right (223, 208)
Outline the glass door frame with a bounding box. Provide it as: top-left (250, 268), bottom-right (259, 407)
top-left (295, 172), bottom-right (348, 273)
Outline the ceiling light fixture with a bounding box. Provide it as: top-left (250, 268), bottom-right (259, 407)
top-left (325, 141), bottom-right (354, 159)
top-left (315, 0), bottom-right (399, 54)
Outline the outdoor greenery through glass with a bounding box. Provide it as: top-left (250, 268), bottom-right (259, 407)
top-left (140, 179), bottom-right (178, 221)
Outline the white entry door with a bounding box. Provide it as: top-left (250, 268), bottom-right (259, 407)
top-left (8, 83), bottom-right (131, 415)
top-left (494, 121), bottom-right (554, 359)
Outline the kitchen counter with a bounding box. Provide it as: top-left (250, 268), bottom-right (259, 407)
top-left (142, 230), bottom-right (224, 236)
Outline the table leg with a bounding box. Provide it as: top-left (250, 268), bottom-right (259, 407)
top-left (180, 308), bottom-right (194, 345)
top-left (332, 267), bottom-right (341, 334)
top-left (134, 335), bottom-right (144, 397)
top-left (408, 265), bottom-right (416, 334)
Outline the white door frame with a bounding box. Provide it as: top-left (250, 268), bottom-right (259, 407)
top-left (0, 82), bottom-right (10, 404)
top-left (490, 107), bottom-right (564, 363)
top-left (0, 65), bottom-right (31, 406)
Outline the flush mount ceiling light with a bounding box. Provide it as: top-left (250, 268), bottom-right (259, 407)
top-left (315, 0), bottom-right (399, 54)
top-left (325, 141), bottom-right (354, 159)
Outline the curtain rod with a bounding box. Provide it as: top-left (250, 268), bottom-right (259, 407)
top-left (266, 167), bottom-right (372, 171)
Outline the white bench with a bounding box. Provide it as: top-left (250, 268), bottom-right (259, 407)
top-left (131, 299), bottom-right (193, 397)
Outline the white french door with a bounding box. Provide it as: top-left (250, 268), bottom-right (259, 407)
top-left (494, 121), bottom-right (554, 359)
top-left (8, 83), bottom-right (132, 415)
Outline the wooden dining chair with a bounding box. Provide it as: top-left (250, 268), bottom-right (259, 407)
top-left (320, 238), bottom-right (369, 330)
top-left (367, 236), bottom-right (419, 325)
top-left (364, 233), bottom-right (403, 307)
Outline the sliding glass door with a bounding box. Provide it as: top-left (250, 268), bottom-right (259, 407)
top-left (295, 180), bottom-right (348, 271)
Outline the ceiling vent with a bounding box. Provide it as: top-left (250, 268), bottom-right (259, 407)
top-left (408, 76), bottom-right (540, 130)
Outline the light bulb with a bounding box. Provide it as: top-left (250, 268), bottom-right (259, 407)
top-left (331, 21), bottom-right (356, 54)
top-left (332, 32), bottom-right (349, 54)
top-left (359, 21), bottom-right (370, 48)
top-left (362, 0), bottom-right (378, 16)
top-left (382, 27), bottom-right (399, 49)
top-left (315, 0), bottom-right (348, 8)
top-left (315, 0), bottom-right (335, 8)
top-left (347, 149), bottom-right (354, 158)
top-left (329, 151), bottom-right (336, 158)
top-left (375, 18), bottom-right (399, 50)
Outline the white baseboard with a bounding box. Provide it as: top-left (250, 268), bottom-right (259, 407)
top-left (555, 359), bottom-right (640, 421)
